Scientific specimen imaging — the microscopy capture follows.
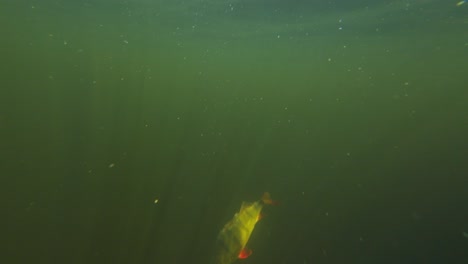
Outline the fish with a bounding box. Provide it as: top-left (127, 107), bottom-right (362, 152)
top-left (212, 192), bottom-right (275, 264)
top-left (457, 0), bottom-right (466, 6)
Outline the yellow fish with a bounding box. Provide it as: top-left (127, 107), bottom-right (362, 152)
top-left (212, 192), bottom-right (275, 264)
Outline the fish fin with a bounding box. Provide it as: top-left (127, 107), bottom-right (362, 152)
top-left (262, 192), bottom-right (278, 205)
top-left (240, 202), bottom-right (252, 212)
top-left (238, 248), bottom-right (252, 259)
top-left (257, 212), bottom-right (266, 221)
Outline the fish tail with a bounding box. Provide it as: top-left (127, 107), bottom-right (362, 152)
top-left (261, 192), bottom-right (274, 205)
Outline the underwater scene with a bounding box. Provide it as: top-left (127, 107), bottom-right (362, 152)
top-left (1, 0), bottom-right (468, 263)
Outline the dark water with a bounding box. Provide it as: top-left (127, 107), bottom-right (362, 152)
top-left (1, 0), bottom-right (468, 263)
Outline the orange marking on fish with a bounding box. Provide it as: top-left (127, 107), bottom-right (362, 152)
top-left (238, 248), bottom-right (252, 259)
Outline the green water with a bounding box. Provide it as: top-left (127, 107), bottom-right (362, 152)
top-left (1, 0), bottom-right (467, 263)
